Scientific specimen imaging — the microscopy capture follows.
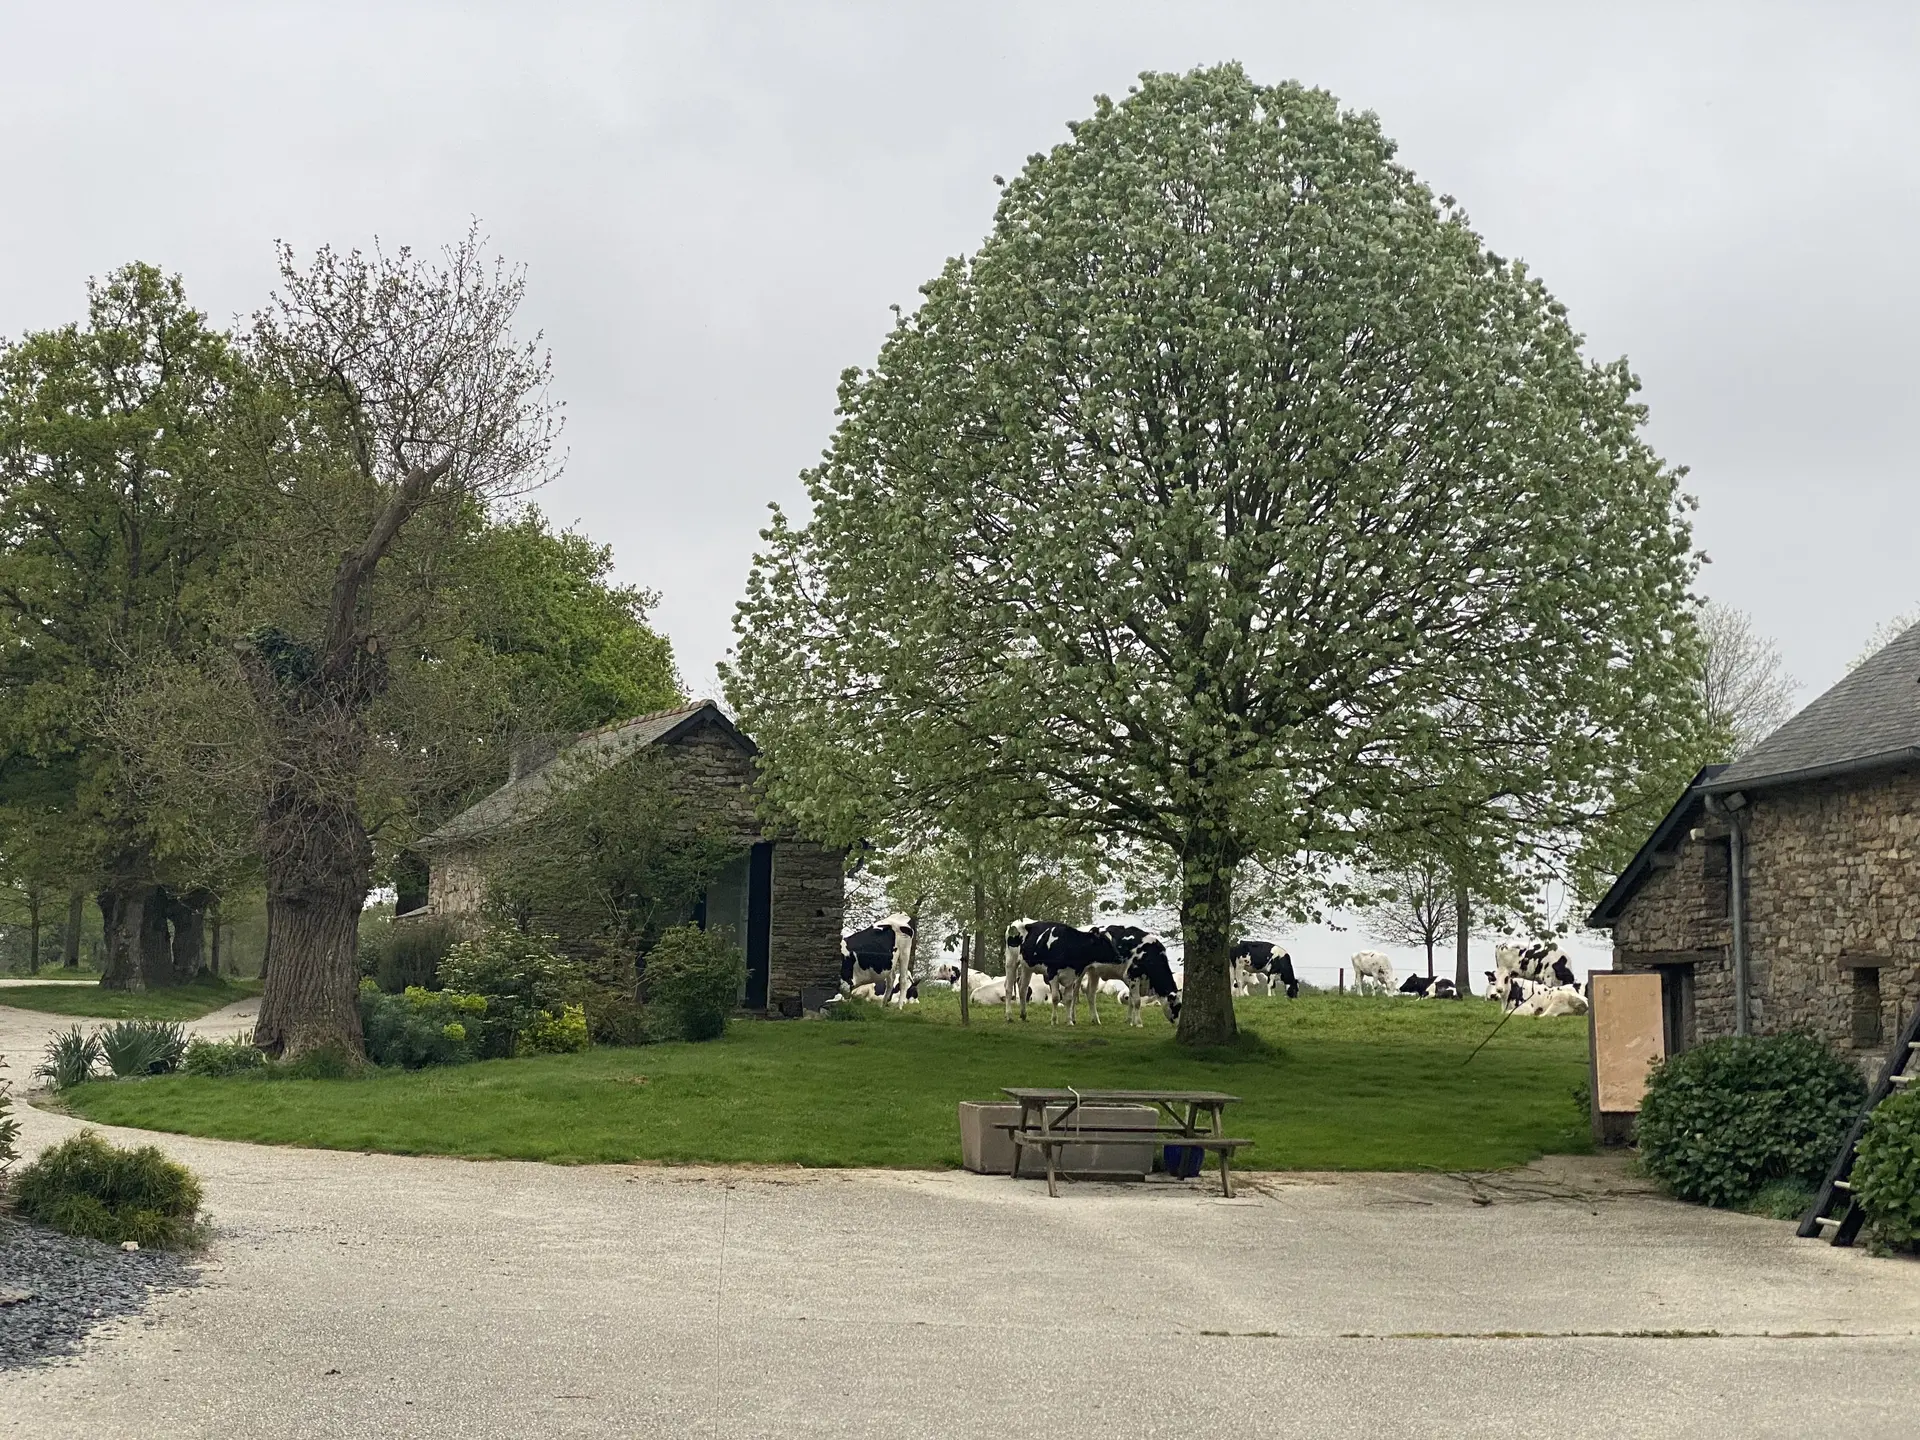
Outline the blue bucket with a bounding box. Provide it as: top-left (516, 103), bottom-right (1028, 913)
top-left (1162, 1144), bottom-right (1204, 1178)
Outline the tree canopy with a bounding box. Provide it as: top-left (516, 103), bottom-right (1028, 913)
top-left (728, 65), bottom-right (1708, 1043)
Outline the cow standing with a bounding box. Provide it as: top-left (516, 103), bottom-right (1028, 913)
top-left (1232, 940), bottom-right (1298, 999)
top-left (1349, 950), bottom-right (1395, 995)
top-left (840, 914), bottom-right (915, 1005)
top-left (1090, 924), bottom-right (1182, 1026)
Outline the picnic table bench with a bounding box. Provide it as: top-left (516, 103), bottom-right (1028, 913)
top-left (1000, 1087), bottom-right (1251, 1198)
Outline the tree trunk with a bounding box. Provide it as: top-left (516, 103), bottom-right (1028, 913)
top-left (165, 891), bottom-right (209, 982)
top-left (1175, 843), bottom-right (1238, 1046)
top-left (1425, 936), bottom-right (1435, 980)
top-left (209, 902), bottom-right (222, 977)
top-left (98, 884), bottom-right (173, 991)
top-left (27, 886), bottom-right (40, 976)
top-left (63, 889), bottom-right (83, 968)
top-left (966, 872), bottom-right (985, 1029)
top-left (252, 788), bottom-right (371, 1059)
top-left (1454, 879), bottom-right (1472, 999)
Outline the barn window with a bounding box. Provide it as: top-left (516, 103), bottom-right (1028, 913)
top-left (1851, 967), bottom-right (1884, 1049)
top-left (1701, 837), bottom-right (1732, 919)
top-left (1659, 965), bottom-right (1694, 1056)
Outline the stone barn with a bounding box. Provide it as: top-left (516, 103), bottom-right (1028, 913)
top-left (416, 700), bottom-right (844, 1016)
top-left (1588, 623), bottom-right (1920, 1076)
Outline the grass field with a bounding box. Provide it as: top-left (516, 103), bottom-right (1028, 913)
top-left (57, 990), bottom-right (1593, 1172)
top-left (0, 975), bottom-right (261, 1020)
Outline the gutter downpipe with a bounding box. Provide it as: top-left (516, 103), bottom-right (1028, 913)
top-left (1711, 792), bottom-right (1753, 1037)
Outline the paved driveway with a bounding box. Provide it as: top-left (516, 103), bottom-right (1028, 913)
top-left (2, 999), bottom-right (1917, 1439)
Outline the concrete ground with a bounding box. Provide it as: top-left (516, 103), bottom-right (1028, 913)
top-left (2, 999), bottom-right (1917, 1439)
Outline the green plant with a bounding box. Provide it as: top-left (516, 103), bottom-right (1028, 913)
top-left (0, 1058), bottom-right (20, 1178)
top-left (358, 982), bottom-right (486, 1068)
top-left (96, 1019), bottom-right (190, 1078)
top-left (439, 925), bottom-right (583, 1057)
top-left (182, 1034), bottom-right (270, 1077)
top-left (823, 995), bottom-right (875, 1022)
top-left (273, 1045), bottom-right (359, 1081)
top-left (34, 1025), bottom-right (102, 1090)
top-left (363, 916), bottom-right (460, 993)
top-left (1744, 1177), bottom-right (1820, 1222)
top-left (642, 925), bottom-right (744, 1042)
top-left (11, 1129), bottom-right (203, 1248)
top-left (1851, 1087), bottom-right (1920, 1251)
top-left (520, 1002), bottom-right (590, 1054)
top-left (1636, 1033), bottom-right (1866, 1208)
top-left (580, 985), bottom-right (650, 1046)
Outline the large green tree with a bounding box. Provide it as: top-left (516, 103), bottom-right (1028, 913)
top-left (0, 264), bottom-right (244, 988)
top-left (729, 66), bottom-right (1706, 1044)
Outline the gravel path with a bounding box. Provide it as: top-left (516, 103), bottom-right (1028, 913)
top-left (0, 1219), bottom-right (197, 1370)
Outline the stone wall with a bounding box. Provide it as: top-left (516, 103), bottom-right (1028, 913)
top-left (769, 841), bottom-right (847, 1011)
top-left (427, 845), bottom-right (489, 918)
top-left (1610, 765), bottom-right (1920, 1065)
top-left (662, 723), bottom-right (764, 844)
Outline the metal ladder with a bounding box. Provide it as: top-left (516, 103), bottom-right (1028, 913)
top-left (1798, 1003), bottom-right (1920, 1246)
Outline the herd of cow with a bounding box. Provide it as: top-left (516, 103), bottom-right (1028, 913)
top-left (839, 919), bottom-right (1591, 1022)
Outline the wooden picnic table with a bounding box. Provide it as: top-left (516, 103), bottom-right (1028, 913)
top-left (1000, 1087), bottom-right (1250, 1198)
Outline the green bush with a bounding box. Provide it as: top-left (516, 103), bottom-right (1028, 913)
top-left (12, 1129), bottom-right (203, 1249)
top-left (362, 916), bottom-right (460, 993)
top-left (0, 1058), bottom-right (20, 1179)
top-left (824, 995), bottom-right (876, 1022)
top-left (182, 1034), bottom-right (270, 1077)
top-left (521, 1002), bottom-right (591, 1054)
top-left (274, 1044), bottom-right (359, 1080)
top-left (1851, 1087), bottom-right (1920, 1251)
top-left (581, 985), bottom-right (650, 1046)
top-left (643, 925), bottom-right (744, 1042)
top-left (358, 982), bottom-right (487, 1068)
top-left (1636, 1033), bottom-right (1866, 1208)
top-left (439, 925), bottom-right (582, 1057)
top-left (34, 1026), bottom-right (102, 1090)
top-left (96, 1020), bottom-right (189, 1078)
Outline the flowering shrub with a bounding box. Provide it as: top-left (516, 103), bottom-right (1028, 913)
top-left (520, 1003), bottom-right (590, 1054)
top-left (358, 981), bottom-right (487, 1068)
top-left (438, 926), bottom-right (582, 1057)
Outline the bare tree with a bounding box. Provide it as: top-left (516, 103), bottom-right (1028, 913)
top-left (239, 229), bottom-right (558, 1057)
top-left (1697, 601), bottom-right (1798, 754)
top-left (1851, 608), bottom-right (1919, 671)
top-left (1359, 856), bottom-right (1458, 979)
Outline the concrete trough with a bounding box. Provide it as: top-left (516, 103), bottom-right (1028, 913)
top-left (957, 1101), bottom-right (1159, 1180)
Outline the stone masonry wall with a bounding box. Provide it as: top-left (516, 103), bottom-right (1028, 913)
top-left (662, 724), bottom-right (764, 844)
top-left (427, 845), bottom-right (489, 918)
top-left (769, 841), bottom-right (847, 1012)
top-left (1611, 766), bottom-right (1920, 1065)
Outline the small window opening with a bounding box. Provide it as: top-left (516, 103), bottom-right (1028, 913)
top-left (1851, 967), bottom-right (1884, 1049)
top-left (1702, 837), bottom-right (1732, 919)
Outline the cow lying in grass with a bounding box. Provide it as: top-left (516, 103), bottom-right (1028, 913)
top-left (1499, 975), bottom-right (1589, 1016)
top-left (1397, 975), bottom-right (1459, 999)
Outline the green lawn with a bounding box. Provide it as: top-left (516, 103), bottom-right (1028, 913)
top-left (0, 975), bottom-right (261, 1020)
top-left (57, 991), bottom-right (1593, 1172)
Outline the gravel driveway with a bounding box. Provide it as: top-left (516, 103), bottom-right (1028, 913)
top-left (2, 997), bottom-right (1917, 1438)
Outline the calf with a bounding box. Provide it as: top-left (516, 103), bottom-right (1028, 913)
top-left (841, 914), bottom-right (915, 1005)
top-left (1350, 949), bottom-right (1395, 996)
top-left (1232, 940), bottom-right (1299, 999)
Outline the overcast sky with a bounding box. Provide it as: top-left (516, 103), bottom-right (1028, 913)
top-left (7, 3), bottom-right (1912, 978)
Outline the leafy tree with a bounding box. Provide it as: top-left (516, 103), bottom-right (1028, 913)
top-left (0, 264), bottom-right (244, 988)
top-left (1697, 601), bottom-right (1796, 753)
top-left (728, 66), bottom-right (1706, 1044)
top-left (228, 229), bottom-right (559, 1057)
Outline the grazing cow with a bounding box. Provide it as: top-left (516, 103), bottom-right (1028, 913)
top-left (841, 914), bottom-right (915, 1005)
top-left (1091, 924), bottom-right (1181, 1026)
top-left (1010, 921), bottom-right (1130, 1026)
top-left (1232, 940), bottom-right (1299, 999)
top-left (1350, 950), bottom-right (1395, 996)
top-left (1494, 942), bottom-right (1578, 990)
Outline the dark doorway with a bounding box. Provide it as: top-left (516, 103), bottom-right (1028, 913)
top-left (1659, 965), bottom-right (1694, 1057)
top-left (744, 842), bottom-right (773, 1010)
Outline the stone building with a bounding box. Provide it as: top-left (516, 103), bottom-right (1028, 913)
top-left (416, 700), bottom-right (844, 1016)
top-left (1588, 624), bottom-right (1920, 1074)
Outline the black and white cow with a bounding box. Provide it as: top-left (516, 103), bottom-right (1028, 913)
top-left (1397, 974), bottom-right (1459, 999)
top-left (840, 914), bottom-right (915, 1005)
top-left (1232, 940), bottom-right (1299, 999)
top-left (1011, 921), bottom-right (1127, 1026)
top-left (1003, 918), bottom-right (1040, 1021)
top-left (1494, 942), bottom-right (1578, 990)
top-left (1091, 924), bottom-right (1182, 1026)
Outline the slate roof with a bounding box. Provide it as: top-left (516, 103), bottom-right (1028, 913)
top-left (1585, 765), bottom-right (1728, 928)
top-left (1704, 622), bottom-right (1920, 794)
top-left (419, 700), bottom-right (753, 849)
